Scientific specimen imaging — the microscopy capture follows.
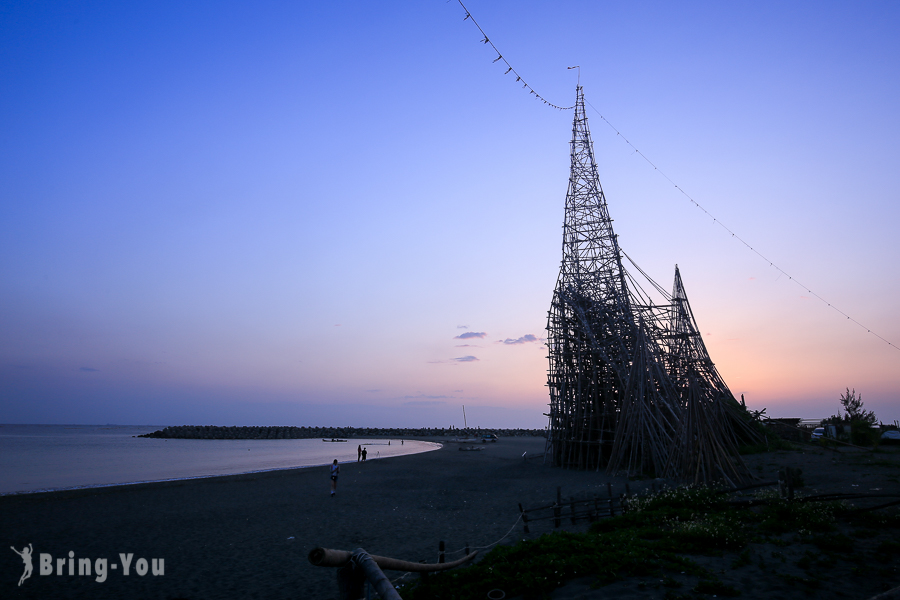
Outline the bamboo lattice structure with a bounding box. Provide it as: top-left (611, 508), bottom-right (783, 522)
top-left (547, 87), bottom-right (760, 484)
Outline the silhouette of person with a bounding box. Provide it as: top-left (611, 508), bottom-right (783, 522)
top-left (357, 445), bottom-right (362, 462)
top-left (11, 544), bottom-right (33, 586)
top-left (330, 460), bottom-right (340, 496)
top-left (362, 447), bottom-right (367, 461)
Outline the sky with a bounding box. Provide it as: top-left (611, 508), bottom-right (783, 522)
top-left (1, 1), bottom-right (898, 428)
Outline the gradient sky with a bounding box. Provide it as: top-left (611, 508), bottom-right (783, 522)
top-left (2, 1), bottom-right (898, 428)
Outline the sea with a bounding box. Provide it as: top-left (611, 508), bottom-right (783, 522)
top-left (0, 424), bottom-right (441, 495)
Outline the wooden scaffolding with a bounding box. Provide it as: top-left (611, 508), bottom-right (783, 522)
top-left (546, 87), bottom-right (760, 484)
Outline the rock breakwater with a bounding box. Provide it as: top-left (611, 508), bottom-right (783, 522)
top-left (138, 425), bottom-right (546, 440)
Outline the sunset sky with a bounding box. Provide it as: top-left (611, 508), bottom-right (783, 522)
top-left (2, 1), bottom-right (898, 428)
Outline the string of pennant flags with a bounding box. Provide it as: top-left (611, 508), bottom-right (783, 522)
top-left (457, 0), bottom-right (573, 110)
top-left (457, 2), bottom-right (898, 353)
top-left (585, 98), bottom-right (900, 353)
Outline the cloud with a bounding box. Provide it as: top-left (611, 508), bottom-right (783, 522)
top-left (454, 331), bottom-right (486, 340)
top-left (457, 325), bottom-right (468, 329)
top-left (402, 394), bottom-right (451, 406)
top-left (402, 400), bottom-right (448, 406)
top-left (454, 344), bottom-right (481, 348)
top-left (79, 367), bottom-right (99, 372)
top-left (499, 334), bottom-right (539, 345)
top-left (452, 356), bottom-right (479, 362)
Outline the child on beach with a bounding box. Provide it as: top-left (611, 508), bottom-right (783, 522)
top-left (330, 460), bottom-right (339, 496)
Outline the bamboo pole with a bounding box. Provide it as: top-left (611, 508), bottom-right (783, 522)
top-left (308, 547), bottom-right (478, 572)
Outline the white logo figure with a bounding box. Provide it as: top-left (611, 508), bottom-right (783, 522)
top-left (11, 544), bottom-right (33, 586)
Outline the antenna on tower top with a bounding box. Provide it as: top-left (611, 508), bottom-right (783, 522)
top-left (567, 65), bottom-right (581, 86)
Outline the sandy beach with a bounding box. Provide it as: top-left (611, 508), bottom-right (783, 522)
top-left (3, 437), bottom-right (900, 599)
top-left (1, 437), bottom-right (582, 599)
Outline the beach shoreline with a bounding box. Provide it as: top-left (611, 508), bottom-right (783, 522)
top-left (0, 428), bottom-right (443, 496)
top-left (0, 439), bottom-right (442, 498)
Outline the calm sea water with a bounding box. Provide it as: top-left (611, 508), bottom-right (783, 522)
top-left (0, 424), bottom-right (440, 495)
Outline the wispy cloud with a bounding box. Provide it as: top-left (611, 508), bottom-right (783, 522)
top-left (457, 325), bottom-right (468, 329)
top-left (454, 331), bottom-right (486, 340)
top-left (454, 344), bottom-right (481, 348)
top-left (402, 394), bottom-right (451, 406)
top-left (79, 367), bottom-right (99, 372)
top-left (402, 400), bottom-right (448, 406)
top-left (498, 334), bottom-right (539, 345)
top-left (452, 355), bottom-right (479, 362)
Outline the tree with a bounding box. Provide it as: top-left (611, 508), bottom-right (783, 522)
top-left (840, 388), bottom-right (876, 425)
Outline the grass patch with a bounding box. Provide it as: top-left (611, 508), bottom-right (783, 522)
top-left (398, 486), bottom-right (886, 600)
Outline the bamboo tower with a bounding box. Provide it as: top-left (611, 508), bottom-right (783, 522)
top-left (546, 87), bottom-right (759, 483)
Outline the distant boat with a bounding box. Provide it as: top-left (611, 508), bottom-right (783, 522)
top-left (322, 438), bottom-right (348, 442)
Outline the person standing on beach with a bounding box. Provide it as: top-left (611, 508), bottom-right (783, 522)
top-left (362, 447), bottom-right (367, 461)
top-left (330, 460), bottom-right (340, 497)
top-left (357, 444), bottom-right (361, 462)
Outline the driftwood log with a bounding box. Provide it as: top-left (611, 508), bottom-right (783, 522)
top-left (308, 546), bottom-right (478, 571)
top-left (309, 547), bottom-right (478, 600)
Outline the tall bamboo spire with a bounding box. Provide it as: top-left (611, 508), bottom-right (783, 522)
top-left (547, 86), bottom-right (642, 470)
top-left (546, 87), bottom-right (760, 480)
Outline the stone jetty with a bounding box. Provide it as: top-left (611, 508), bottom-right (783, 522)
top-left (138, 425), bottom-right (546, 440)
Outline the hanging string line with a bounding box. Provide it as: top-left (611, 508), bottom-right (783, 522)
top-left (456, 0), bottom-right (573, 111)
top-left (446, 513), bottom-right (524, 556)
top-left (390, 513), bottom-right (525, 586)
top-left (584, 98), bottom-right (899, 353)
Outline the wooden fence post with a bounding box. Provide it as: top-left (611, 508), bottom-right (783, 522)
top-left (518, 503), bottom-right (530, 534)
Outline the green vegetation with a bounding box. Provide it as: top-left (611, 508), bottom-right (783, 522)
top-left (821, 387), bottom-right (881, 446)
top-left (398, 486), bottom-right (875, 600)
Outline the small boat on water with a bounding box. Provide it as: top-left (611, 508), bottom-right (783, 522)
top-left (322, 438), bottom-right (348, 442)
